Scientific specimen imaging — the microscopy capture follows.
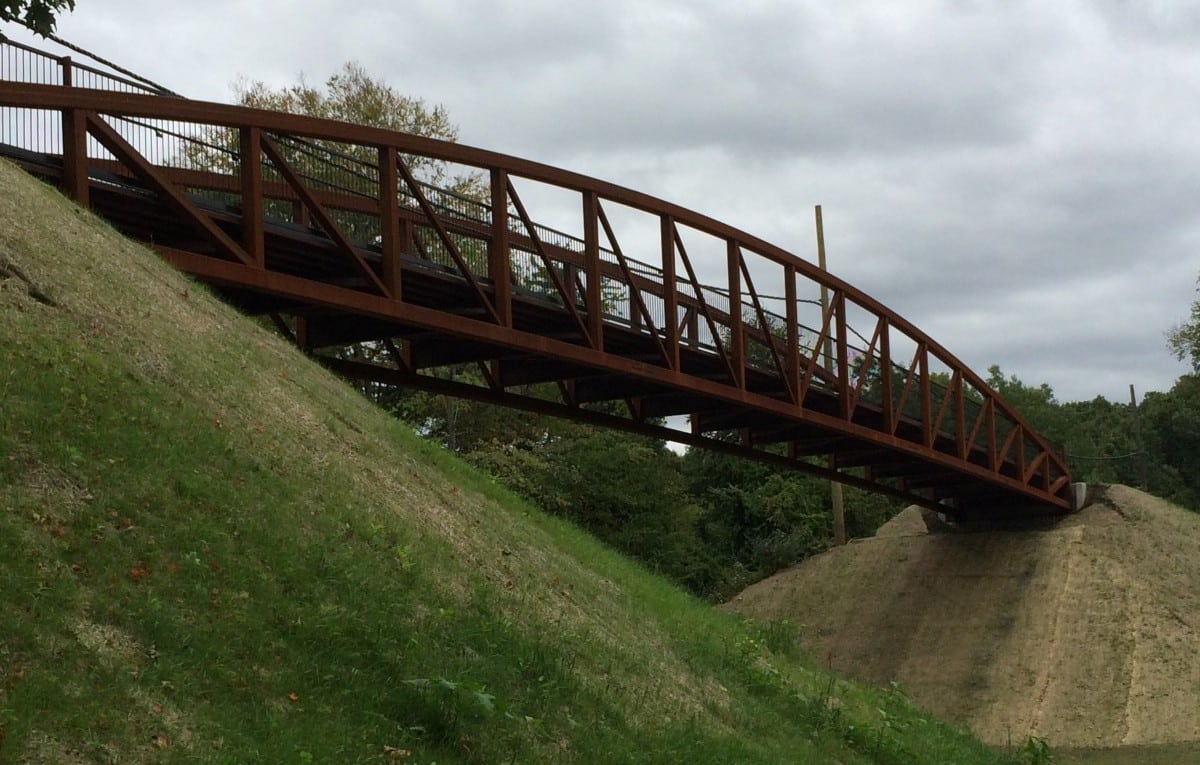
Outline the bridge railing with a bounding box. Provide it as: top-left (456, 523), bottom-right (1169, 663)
top-left (0, 36), bottom-right (1073, 509)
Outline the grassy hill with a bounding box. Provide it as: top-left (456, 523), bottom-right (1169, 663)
top-left (729, 487), bottom-right (1200, 764)
top-left (0, 158), bottom-right (1033, 764)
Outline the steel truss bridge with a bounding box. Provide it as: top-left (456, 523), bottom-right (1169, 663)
top-left (0, 36), bottom-right (1075, 515)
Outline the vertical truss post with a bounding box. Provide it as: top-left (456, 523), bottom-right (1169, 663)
top-left (294, 316), bottom-right (310, 349)
top-left (291, 200), bottom-right (309, 227)
top-left (59, 60), bottom-right (88, 202)
top-left (955, 375), bottom-right (967, 458)
top-left (61, 108), bottom-right (89, 206)
top-left (835, 292), bottom-right (849, 419)
top-left (985, 399), bottom-right (997, 470)
top-left (879, 318), bottom-right (893, 430)
top-left (919, 345), bottom-right (932, 447)
top-left (401, 217), bottom-right (414, 259)
top-left (582, 191), bottom-right (603, 351)
top-left (240, 126), bottom-right (265, 267)
top-left (686, 310), bottom-right (700, 346)
top-left (784, 263), bottom-right (800, 404)
top-left (563, 263), bottom-right (577, 307)
top-left (489, 168), bottom-right (512, 326)
top-left (378, 145), bottom-right (401, 299)
top-left (1016, 426), bottom-right (1027, 483)
top-left (727, 240), bottom-right (745, 389)
top-left (661, 215), bottom-right (679, 370)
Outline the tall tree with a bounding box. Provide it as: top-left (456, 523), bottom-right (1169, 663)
top-left (1, 0), bottom-right (73, 36)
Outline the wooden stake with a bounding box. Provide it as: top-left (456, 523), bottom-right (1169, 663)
top-left (1129, 384), bottom-right (1149, 491)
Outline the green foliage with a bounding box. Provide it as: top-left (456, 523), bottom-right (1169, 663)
top-left (986, 365), bottom-right (1067, 435)
top-left (986, 364), bottom-right (1199, 511)
top-left (680, 447), bottom-right (900, 598)
top-left (402, 676), bottom-right (503, 747)
top-left (379, 366), bottom-right (905, 602)
top-left (381, 372), bottom-right (555, 455)
top-left (381, 376), bottom-right (904, 602)
top-left (1167, 277), bottom-right (1200, 372)
top-left (467, 424), bottom-right (723, 592)
top-left (1016, 736), bottom-right (1053, 765)
top-left (755, 617), bottom-right (800, 657)
top-left (0, 0), bottom-right (73, 36)
top-left (1141, 375), bottom-right (1200, 509)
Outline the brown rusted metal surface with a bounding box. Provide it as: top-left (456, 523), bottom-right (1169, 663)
top-left (0, 44), bottom-right (1074, 514)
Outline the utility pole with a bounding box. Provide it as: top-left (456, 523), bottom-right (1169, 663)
top-left (1129, 384), bottom-right (1149, 491)
top-left (816, 205), bottom-right (847, 545)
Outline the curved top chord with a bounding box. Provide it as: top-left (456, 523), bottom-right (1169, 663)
top-left (0, 38), bottom-right (1074, 515)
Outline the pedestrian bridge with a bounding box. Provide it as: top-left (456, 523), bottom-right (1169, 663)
top-left (0, 36), bottom-right (1074, 515)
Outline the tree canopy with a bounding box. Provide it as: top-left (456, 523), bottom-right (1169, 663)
top-left (1, 0), bottom-right (74, 36)
top-left (232, 62), bottom-right (474, 191)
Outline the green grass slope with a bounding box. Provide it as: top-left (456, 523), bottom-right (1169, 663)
top-left (0, 160), bottom-right (1032, 764)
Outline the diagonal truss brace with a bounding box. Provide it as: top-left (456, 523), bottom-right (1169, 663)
top-left (393, 156), bottom-right (501, 324)
top-left (86, 112), bottom-right (254, 267)
top-left (258, 135), bottom-right (390, 296)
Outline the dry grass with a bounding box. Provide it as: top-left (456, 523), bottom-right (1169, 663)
top-left (729, 485), bottom-right (1200, 753)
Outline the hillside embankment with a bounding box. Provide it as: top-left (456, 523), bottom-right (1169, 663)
top-left (728, 485), bottom-right (1200, 754)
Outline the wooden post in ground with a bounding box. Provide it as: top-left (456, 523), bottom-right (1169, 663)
top-left (1129, 384), bottom-right (1149, 491)
top-left (816, 205), bottom-right (847, 545)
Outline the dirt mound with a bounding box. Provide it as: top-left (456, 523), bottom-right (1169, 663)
top-left (727, 485), bottom-right (1200, 749)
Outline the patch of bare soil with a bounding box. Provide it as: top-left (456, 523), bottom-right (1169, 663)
top-left (727, 485), bottom-right (1200, 751)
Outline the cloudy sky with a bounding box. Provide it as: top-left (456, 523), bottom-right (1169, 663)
top-left (5, 0), bottom-right (1199, 402)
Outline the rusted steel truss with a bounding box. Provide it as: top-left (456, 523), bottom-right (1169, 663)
top-left (0, 72), bottom-right (1074, 515)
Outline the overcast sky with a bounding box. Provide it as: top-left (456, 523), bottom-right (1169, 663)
top-left (6, 0), bottom-right (1199, 402)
